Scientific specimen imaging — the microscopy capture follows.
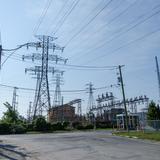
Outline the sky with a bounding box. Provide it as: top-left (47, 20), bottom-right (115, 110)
top-left (0, 0), bottom-right (160, 118)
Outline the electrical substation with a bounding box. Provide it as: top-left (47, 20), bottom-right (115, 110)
top-left (0, 0), bottom-right (160, 131)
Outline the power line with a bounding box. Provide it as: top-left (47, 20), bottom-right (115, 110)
top-left (86, 27), bottom-right (160, 64)
top-left (51, 0), bottom-right (80, 35)
top-left (46, 0), bottom-right (69, 34)
top-left (70, 0), bottom-right (138, 53)
top-left (64, 0), bottom-right (113, 47)
top-left (33, 0), bottom-right (53, 35)
top-left (70, 6), bottom-right (160, 63)
top-left (2, 52), bottom-right (117, 70)
top-left (50, 0), bottom-right (79, 35)
top-left (0, 83), bottom-right (116, 93)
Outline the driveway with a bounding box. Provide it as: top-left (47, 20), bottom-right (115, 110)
top-left (0, 131), bottom-right (160, 160)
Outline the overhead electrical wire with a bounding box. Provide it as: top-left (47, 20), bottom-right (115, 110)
top-left (46, 0), bottom-right (69, 34)
top-left (0, 83), bottom-right (116, 93)
top-left (50, 0), bottom-right (80, 35)
top-left (69, 5), bottom-right (160, 62)
top-left (68, 0), bottom-right (138, 55)
top-left (51, 0), bottom-right (80, 35)
top-left (32, 0), bottom-right (53, 35)
top-left (64, 0), bottom-right (113, 47)
top-left (86, 27), bottom-right (160, 64)
top-left (2, 51), bottom-right (117, 70)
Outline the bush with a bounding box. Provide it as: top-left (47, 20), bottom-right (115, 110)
top-left (75, 124), bottom-right (94, 130)
top-left (26, 123), bottom-right (34, 132)
top-left (0, 122), bottom-right (12, 134)
top-left (51, 122), bottom-right (64, 131)
top-left (33, 116), bottom-right (47, 131)
top-left (72, 122), bottom-right (80, 129)
top-left (76, 125), bottom-right (84, 130)
top-left (96, 121), bottom-right (112, 129)
top-left (11, 124), bottom-right (26, 134)
top-left (62, 121), bottom-right (70, 129)
top-left (84, 124), bottom-right (94, 129)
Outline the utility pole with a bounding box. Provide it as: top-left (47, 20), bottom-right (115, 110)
top-left (155, 56), bottom-right (160, 102)
top-left (118, 65), bottom-right (129, 131)
top-left (0, 32), bottom-right (2, 70)
top-left (12, 87), bottom-right (18, 112)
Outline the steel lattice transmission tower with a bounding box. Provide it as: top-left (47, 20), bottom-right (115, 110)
top-left (12, 87), bottom-right (18, 111)
top-left (86, 82), bottom-right (96, 113)
top-left (27, 101), bottom-right (32, 122)
top-left (22, 35), bottom-right (67, 119)
top-left (53, 71), bottom-right (64, 107)
top-left (25, 65), bottom-right (64, 117)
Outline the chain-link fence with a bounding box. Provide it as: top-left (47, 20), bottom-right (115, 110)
top-left (140, 120), bottom-right (160, 132)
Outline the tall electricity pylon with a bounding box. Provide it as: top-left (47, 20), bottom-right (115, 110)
top-left (23, 35), bottom-right (67, 119)
top-left (86, 82), bottom-right (95, 113)
top-left (27, 101), bottom-right (32, 122)
top-left (12, 87), bottom-right (18, 111)
top-left (53, 71), bottom-right (64, 107)
top-left (25, 65), bottom-right (63, 118)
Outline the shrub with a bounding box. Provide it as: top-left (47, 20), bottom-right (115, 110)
top-left (96, 121), bottom-right (112, 128)
top-left (0, 122), bottom-right (12, 134)
top-left (75, 124), bottom-right (94, 130)
top-left (11, 124), bottom-right (26, 134)
top-left (62, 121), bottom-right (70, 129)
top-left (51, 122), bottom-right (65, 131)
top-left (26, 123), bottom-right (34, 132)
top-left (72, 122), bottom-right (80, 129)
top-left (76, 125), bottom-right (84, 130)
top-left (33, 117), bottom-right (47, 131)
top-left (84, 124), bottom-right (94, 129)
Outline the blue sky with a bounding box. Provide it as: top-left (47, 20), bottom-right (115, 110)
top-left (0, 0), bottom-right (160, 118)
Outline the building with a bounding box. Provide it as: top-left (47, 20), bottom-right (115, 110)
top-left (48, 104), bottom-right (75, 123)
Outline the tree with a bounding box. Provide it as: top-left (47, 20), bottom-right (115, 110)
top-left (2, 102), bottom-right (19, 123)
top-left (147, 101), bottom-right (160, 120)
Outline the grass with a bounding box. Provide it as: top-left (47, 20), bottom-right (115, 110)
top-left (114, 131), bottom-right (160, 141)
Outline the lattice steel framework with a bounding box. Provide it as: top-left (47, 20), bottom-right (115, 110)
top-left (23, 35), bottom-right (67, 119)
top-left (53, 71), bottom-right (64, 107)
top-left (12, 87), bottom-right (18, 111)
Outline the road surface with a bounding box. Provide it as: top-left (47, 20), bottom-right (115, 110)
top-left (0, 131), bottom-right (160, 160)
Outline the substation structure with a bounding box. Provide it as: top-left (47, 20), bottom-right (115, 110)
top-left (89, 93), bottom-right (149, 129)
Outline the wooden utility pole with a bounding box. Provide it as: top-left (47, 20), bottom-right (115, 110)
top-left (118, 65), bottom-right (129, 131)
top-left (155, 56), bottom-right (160, 102)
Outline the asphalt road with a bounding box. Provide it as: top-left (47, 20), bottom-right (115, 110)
top-left (0, 131), bottom-right (160, 160)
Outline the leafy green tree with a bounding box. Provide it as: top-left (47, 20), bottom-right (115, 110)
top-left (2, 102), bottom-right (19, 123)
top-left (147, 101), bottom-right (160, 120)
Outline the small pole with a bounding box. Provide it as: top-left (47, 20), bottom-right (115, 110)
top-left (118, 65), bottom-right (129, 132)
top-left (61, 96), bottom-right (64, 123)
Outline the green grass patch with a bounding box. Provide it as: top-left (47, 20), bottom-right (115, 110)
top-left (114, 131), bottom-right (160, 141)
